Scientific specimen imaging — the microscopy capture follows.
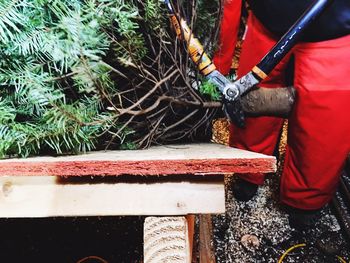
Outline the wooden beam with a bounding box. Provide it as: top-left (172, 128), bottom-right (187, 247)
top-left (0, 143), bottom-right (276, 177)
top-left (199, 215), bottom-right (216, 263)
top-left (0, 176), bottom-right (225, 218)
top-left (186, 215), bottom-right (195, 262)
top-left (144, 217), bottom-right (191, 263)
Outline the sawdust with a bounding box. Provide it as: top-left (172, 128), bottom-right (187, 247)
top-left (277, 120), bottom-right (288, 176)
top-left (231, 40), bottom-right (243, 71)
top-left (213, 175), bottom-right (291, 263)
top-left (213, 174), bottom-right (350, 262)
top-left (212, 119), bottom-right (350, 262)
top-left (212, 118), bottom-right (230, 145)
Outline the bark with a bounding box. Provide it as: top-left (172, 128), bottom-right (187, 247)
top-left (241, 86), bottom-right (296, 118)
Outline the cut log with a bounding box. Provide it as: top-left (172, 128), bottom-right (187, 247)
top-left (242, 86), bottom-right (295, 117)
top-left (144, 217), bottom-right (191, 263)
top-left (0, 143), bottom-right (276, 177)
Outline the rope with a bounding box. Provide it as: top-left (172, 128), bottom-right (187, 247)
top-left (336, 255), bottom-right (347, 263)
top-left (76, 256), bottom-right (108, 263)
top-left (278, 243), bottom-right (306, 263)
top-left (278, 243), bottom-right (348, 263)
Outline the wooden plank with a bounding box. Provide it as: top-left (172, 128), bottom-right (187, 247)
top-left (0, 176), bottom-right (225, 218)
top-left (0, 143), bottom-right (276, 176)
top-left (144, 217), bottom-right (191, 263)
top-left (199, 215), bottom-right (216, 263)
top-left (186, 215), bottom-right (195, 262)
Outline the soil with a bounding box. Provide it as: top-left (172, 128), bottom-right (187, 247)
top-left (212, 175), bottom-right (350, 263)
top-left (0, 217), bottom-right (143, 263)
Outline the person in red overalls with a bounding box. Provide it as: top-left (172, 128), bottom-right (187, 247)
top-left (214, 0), bottom-right (350, 230)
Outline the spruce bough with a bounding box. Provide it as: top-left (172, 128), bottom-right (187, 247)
top-left (0, 0), bottom-right (221, 158)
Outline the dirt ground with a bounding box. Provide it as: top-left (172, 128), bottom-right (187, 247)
top-left (0, 216), bottom-right (144, 262)
top-left (213, 175), bottom-right (350, 263)
top-left (211, 119), bottom-right (350, 263)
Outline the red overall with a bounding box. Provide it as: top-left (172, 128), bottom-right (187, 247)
top-left (214, 0), bottom-right (350, 210)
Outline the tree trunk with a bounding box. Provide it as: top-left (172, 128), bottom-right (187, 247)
top-left (241, 86), bottom-right (296, 117)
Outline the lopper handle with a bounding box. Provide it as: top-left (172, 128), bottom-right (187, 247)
top-left (165, 0), bottom-right (217, 76)
top-left (252, 0), bottom-right (332, 80)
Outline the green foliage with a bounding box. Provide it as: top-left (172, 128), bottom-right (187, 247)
top-left (0, 0), bottom-right (221, 158)
top-left (194, 0), bottom-right (221, 53)
top-left (199, 79), bottom-right (221, 101)
top-left (0, 0), bottom-right (28, 43)
top-left (113, 2), bottom-right (139, 36)
top-left (0, 0), bottom-right (136, 158)
top-left (144, 0), bottom-right (166, 31)
top-left (199, 73), bottom-right (236, 101)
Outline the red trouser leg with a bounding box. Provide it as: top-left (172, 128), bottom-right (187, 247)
top-left (280, 34), bottom-right (350, 210)
top-left (213, 0), bottom-right (242, 75)
top-left (230, 14), bottom-right (291, 185)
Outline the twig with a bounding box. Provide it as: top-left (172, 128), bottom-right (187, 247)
top-left (161, 109), bottom-right (199, 135)
top-left (118, 69), bottom-right (179, 116)
top-left (104, 115), bottom-right (135, 150)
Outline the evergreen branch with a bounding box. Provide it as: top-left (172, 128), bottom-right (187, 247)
top-left (0, 0), bottom-right (221, 157)
top-left (13, 27), bottom-right (49, 56)
top-left (0, 0), bottom-right (27, 42)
